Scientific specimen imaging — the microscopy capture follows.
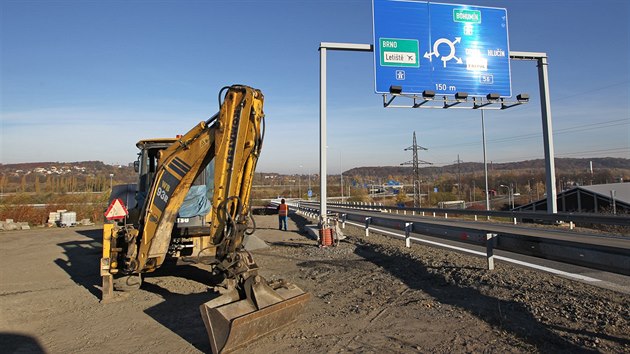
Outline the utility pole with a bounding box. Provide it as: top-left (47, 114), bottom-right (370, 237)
top-left (401, 131), bottom-right (432, 208)
top-left (454, 154), bottom-right (463, 200)
top-left (481, 110), bottom-right (490, 217)
top-left (340, 153), bottom-right (343, 202)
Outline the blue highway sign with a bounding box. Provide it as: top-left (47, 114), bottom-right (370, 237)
top-left (373, 0), bottom-right (512, 97)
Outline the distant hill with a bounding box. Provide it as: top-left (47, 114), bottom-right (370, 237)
top-left (1, 160), bottom-right (117, 171)
top-left (345, 157), bottom-right (630, 178)
top-left (0, 161), bottom-right (137, 193)
top-left (1, 157), bottom-right (627, 183)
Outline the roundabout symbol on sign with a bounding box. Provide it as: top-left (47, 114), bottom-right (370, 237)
top-left (424, 37), bottom-right (463, 68)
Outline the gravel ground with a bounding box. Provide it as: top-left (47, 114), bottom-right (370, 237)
top-left (1, 213), bottom-right (628, 353)
top-left (250, 214), bottom-right (629, 354)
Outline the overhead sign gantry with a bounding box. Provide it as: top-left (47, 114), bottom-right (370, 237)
top-left (373, 0), bottom-right (511, 97)
top-left (317, 1), bottom-right (558, 224)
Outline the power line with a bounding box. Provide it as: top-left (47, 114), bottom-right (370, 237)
top-left (427, 147), bottom-right (629, 166)
top-left (513, 80), bottom-right (629, 113)
top-left (429, 118), bottom-right (629, 150)
top-left (481, 147), bottom-right (629, 164)
top-left (488, 121), bottom-right (628, 145)
top-left (556, 147), bottom-right (630, 157)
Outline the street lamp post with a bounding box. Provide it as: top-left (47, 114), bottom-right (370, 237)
top-left (500, 184), bottom-right (514, 210)
top-left (481, 110), bottom-right (491, 219)
top-left (109, 174), bottom-right (114, 191)
top-left (298, 165), bottom-right (302, 200)
top-left (340, 153), bottom-right (344, 202)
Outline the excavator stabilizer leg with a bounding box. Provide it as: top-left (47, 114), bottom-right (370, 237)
top-left (100, 223), bottom-right (115, 302)
top-left (200, 278), bottom-right (310, 354)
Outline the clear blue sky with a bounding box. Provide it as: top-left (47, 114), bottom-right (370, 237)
top-left (1, 0), bottom-right (628, 174)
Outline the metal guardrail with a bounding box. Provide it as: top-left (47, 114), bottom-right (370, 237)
top-left (316, 201), bottom-right (630, 228)
top-left (292, 201), bottom-right (630, 276)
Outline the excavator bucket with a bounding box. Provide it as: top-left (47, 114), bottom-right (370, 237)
top-left (200, 279), bottom-right (310, 354)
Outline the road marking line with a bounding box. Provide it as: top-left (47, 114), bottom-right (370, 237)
top-left (346, 221), bottom-right (602, 283)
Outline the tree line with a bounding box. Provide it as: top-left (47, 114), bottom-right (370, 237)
top-left (0, 174), bottom-right (116, 194)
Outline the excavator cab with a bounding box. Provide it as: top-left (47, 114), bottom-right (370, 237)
top-left (101, 85), bottom-right (309, 353)
top-left (134, 139), bottom-right (214, 241)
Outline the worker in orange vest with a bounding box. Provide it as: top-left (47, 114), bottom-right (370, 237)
top-left (277, 198), bottom-right (289, 231)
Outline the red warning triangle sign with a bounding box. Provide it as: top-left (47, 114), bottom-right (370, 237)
top-left (104, 198), bottom-right (129, 220)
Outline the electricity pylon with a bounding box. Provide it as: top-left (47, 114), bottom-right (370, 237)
top-left (401, 131), bottom-right (432, 207)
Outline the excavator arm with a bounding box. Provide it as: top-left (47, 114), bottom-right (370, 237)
top-left (100, 85), bottom-right (309, 353)
top-left (130, 84), bottom-right (264, 273)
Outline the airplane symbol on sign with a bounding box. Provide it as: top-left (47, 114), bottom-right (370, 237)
top-left (396, 70), bottom-right (405, 80)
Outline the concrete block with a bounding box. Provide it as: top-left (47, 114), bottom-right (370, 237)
top-left (79, 219), bottom-right (95, 226)
top-left (3, 222), bottom-right (18, 231)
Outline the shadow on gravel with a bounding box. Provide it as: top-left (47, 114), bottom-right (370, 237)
top-left (0, 333), bottom-right (46, 354)
top-left (546, 324), bottom-right (630, 346)
top-left (54, 228), bottom-right (103, 300)
top-left (53, 229), bottom-right (216, 352)
top-left (53, 228), bottom-right (234, 352)
top-left (143, 286), bottom-right (213, 353)
top-left (142, 265), bottom-right (221, 353)
top-left (289, 213), bottom-right (314, 235)
top-left (352, 241), bottom-right (597, 353)
top-left (265, 241), bottom-right (314, 248)
top-left (250, 212), bottom-right (314, 235)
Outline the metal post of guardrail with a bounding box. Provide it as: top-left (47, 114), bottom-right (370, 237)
top-left (486, 233), bottom-right (497, 270)
top-left (365, 217), bottom-right (372, 236)
top-left (405, 222), bottom-right (413, 248)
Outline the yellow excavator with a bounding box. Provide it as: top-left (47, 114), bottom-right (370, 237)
top-left (100, 85), bottom-right (309, 353)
